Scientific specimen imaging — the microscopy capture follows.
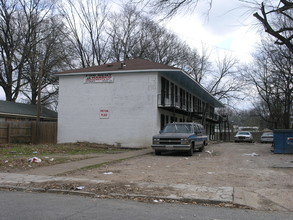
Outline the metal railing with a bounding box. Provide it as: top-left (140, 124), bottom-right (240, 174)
top-left (157, 94), bottom-right (220, 122)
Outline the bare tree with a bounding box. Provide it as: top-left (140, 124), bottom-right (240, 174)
top-left (107, 5), bottom-right (142, 62)
top-left (198, 54), bottom-right (242, 126)
top-left (179, 46), bottom-right (211, 83)
top-left (59, 0), bottom-right (109, 67)
top-left (137, 0), bottom-right (213, 18)
top-left (0, 0), bottom-right (56, 101)
top-left (244, 38), bottom-right (293, 129)
top-left (20, 16), bottom-right (73, 108)
top-left (252, 0), bottom-right (293, 53)
top-left (203, 54), bottom-right (245, 107)
top-left (107, 5), bottom-right (195, 66)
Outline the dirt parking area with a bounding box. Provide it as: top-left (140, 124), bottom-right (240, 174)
top-left (68, 142), bottom-right (293, 190)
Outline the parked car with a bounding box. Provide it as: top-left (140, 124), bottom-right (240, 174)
top-left (234, 131), bottom-right (254, 143)
top-left (260, 132), bottom-right (274, 143)
top-left (151, 122), bottom-right (208, 156)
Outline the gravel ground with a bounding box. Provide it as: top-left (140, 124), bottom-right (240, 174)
top-left (65, 142), bottom-right (293, 189)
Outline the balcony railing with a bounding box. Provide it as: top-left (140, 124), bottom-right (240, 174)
top-left (157, 94), bottom-right (220, 122)
top-left (158, 94), bottom-right (186, 110)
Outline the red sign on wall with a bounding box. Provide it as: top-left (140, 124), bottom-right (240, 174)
top-left (100, 108), bottom-right (110, 119)
top-left (84, 74), bottom-right (113, 83)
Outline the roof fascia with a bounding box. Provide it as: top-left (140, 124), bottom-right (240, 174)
top-left (55, 69), bottom-right (180, 76)
top-left (0, 112), bottom-right (57, 120)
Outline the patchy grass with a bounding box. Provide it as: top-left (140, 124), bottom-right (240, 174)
top-left (0, 142), bottom-right (130, 172)
top-left (0, 142), bottom-right (128, 157)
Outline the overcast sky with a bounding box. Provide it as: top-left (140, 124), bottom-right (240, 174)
top-left (162, 0), bottom-right (261, 63)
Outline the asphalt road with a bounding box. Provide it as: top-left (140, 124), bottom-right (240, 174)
top-left (1, 191), bottom-right (293, 220)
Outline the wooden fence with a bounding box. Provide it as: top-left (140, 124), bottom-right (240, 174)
top-left (0, 121), bottom-right (57, 144)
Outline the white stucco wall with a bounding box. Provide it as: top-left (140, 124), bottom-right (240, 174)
top-left (58, 72), bottom-right (159, 147)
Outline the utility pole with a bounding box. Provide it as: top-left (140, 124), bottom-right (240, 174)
top-left (36, 61), bottom-right (44, 143)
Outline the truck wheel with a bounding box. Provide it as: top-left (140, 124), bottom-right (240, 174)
top-left (199, 143), bottom-right (205, 152)
top-left (187, 144), bottom-right (194, 156)
top-left (155, 150), bottom-right (161, 155)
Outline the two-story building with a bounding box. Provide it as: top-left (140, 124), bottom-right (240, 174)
top-left (56, 58), bottom-right (224, 147)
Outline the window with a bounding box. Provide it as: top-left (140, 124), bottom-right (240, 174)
top-left (160, 114), bottom-right (165, 130)
top-left (175, 85), bottom-right (178, 103)
top-left (165, 115), bottom-right (169, 124)
top-left (198, 99), bottom-right (202, 112)
top-left (166, 79), bottom-right (169, 99)
top-left (186, 92), bottom-right (189, 111)
top-left (193, 96), bottom-right (197, 112)
top-left (161, 77), bottom-right (169, 101)
top-left (180, 88), bottom-right (183, 108)
top-left (171, 83), bottom-right (174, 105)
top-left (161, 78), bottom-right (166, 105)
top-left (186, 93), bottom-right (191, 112)
top-left (161, 124), bottom-right (193, 133)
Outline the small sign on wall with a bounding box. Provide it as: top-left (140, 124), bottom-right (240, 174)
top-left (100, 108), bottom-right (110, 119)
top-left (84, 74), bottom-right (113, 83)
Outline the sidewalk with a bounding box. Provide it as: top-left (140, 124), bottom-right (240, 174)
top-left (0, 172), bottom-right (234, 205)
top-left (1, 172), bottom-right (293, 211)
top-left (234, 187), bottom-right (293, 212)
top-left (19, 149), bottom-right (153, 176)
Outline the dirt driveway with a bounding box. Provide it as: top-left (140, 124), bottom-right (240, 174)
top-left (68, 142), bottom-right (292, 190)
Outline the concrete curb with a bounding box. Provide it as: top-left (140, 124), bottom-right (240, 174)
top-left (0, 172), bottom-right (240, 208)
top-left (0, 184), bottom-right (249, 209)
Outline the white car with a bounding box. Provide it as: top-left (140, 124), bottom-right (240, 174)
top-left (234, 131), bottom-right (254, 143)
top-left (260, 132), bottom-right (274, 143)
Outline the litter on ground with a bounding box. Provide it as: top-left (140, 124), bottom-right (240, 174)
top-left (153, 199), bottom-right (163, 203)
top-left (205, 150), bottom-right (213, 155)
top-left (103, 172), bottom-right (113, 175)
top-left (28, 157), bottom-right (42, 163)
top-left (76, 186), bottom-right (85, 190)
top-left (243, 153), bottom-right (260, 157)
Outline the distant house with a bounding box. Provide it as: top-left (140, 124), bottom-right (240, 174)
top-left (56, 58), bottom-right (224, 147)
top-left (0, 101), bottom-right (57, 122)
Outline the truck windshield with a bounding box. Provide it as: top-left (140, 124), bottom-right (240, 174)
top-left (162, 124), bottom-right (193, 133)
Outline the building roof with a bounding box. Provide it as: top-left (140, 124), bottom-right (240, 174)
top-left (0, 101), bottom-right (57, 120)
top-left (56, 58), bottom-right (224, 108)
top-left (56, 58), bottom-right (179, 75)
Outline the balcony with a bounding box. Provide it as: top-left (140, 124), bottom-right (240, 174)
top-left (157, 94), bottom-right (187, 114)
top-left (157, 94), bottom-right (220, 122)
top-left (207, 113), bottom-right (220, 122)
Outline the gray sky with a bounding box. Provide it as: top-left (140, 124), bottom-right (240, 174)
top-left (163, 0), bottom-right (261, 62)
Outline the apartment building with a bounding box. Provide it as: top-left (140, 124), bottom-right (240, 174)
top-left (56, 59), bottom-right (224, 147)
